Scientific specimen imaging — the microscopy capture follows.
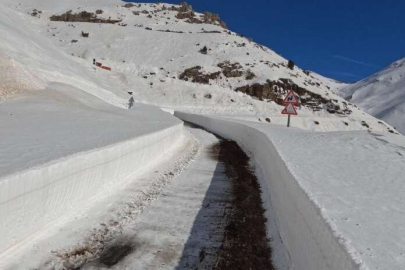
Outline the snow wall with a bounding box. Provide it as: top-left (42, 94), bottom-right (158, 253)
top-left (175, 112), bottom-right (359, 270)
top-left (0, 123), bottom-right (184, 255)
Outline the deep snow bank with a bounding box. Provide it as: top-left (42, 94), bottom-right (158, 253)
top-left (175, 112), bottom-right (360, 270)
top-left (0, 88), bottom-right (184, 255)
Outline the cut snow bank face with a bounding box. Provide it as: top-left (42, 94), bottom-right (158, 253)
top-left (175, 112), bottom-right (405, 270)
top-left (0, 85), bottom-right (185, 255)
top-left (338, 58), bottom-right (405, 134)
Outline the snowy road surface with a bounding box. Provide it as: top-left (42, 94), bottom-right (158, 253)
top-left (1, 124), bottom-right (275, 270)
top-left (82, 126), bottom-right (231, 269)
top-left (177, 112), bottom-right (405, 270)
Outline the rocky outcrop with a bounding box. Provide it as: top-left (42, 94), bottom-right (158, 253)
top-left (218, 61), bottom-right (243, 78)
top-left (179, 66), bottom-right (220, 84)
top-left (287, 60), bottom-right (295, 70)
top-left (50, 11), bottom-right (121, 24)
top-left (171, 2), bottom-right (227, 29)
top-left (236, 78), bottom-right (352, 115)
top-left (199, 46), bottom-right (208, 55)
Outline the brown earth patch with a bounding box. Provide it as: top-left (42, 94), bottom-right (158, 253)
top-left (213, 140), bottom-right (274, 270)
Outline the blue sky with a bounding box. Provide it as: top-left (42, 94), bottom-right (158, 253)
top-left (125, 0), bottom-right (405, 83)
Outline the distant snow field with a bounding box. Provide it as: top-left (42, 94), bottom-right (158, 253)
top-left (339, 58), bottom-right (405, 134)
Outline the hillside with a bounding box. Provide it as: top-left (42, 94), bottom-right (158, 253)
top-left (2, 1), bottom-right (405, 269)
top-left (338, 58), bottom-right (405, 134)
top-left (0, 0), bottom-right (399, 134)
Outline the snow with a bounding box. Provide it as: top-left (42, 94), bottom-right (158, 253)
top-left (83, 126), bottom-right (226, 270)
top-left (176, 112), bottom-right (405, 270)
top-left (0, 84), bottom-right (181, 178)
top-left (0, 127), bottom-right (208, 270)
top-left (0, 83), bottom-right (185, 256)
top-left (1, 0), bottom-right (396, 134)
top-left (1, 0), bottom-right (405, 268)
top-left (338, 58), bottom-right (405, 134)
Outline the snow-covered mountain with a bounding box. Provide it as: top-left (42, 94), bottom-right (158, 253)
top-left (338, 58), bottom-right (405, 134)
top-left (0, 0), bottom-right (399, 134)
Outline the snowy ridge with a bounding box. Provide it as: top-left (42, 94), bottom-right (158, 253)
top-left (338, 58), bottom-right (405, 134)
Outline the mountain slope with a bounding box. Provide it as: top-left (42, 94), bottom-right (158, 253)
top-left (0, 0), bottom-right (399, 134)
top-left (338, 58), bottom-right (405, 134)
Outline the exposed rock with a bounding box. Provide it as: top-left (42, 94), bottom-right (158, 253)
top-left (199, 46), bottom-right (208, 55)
top-left (203, 12), bottom-right (227, 29)
top-left (176, 10), bottom-right (195, 20)
top-left (157, 29), bottom-right (184, 34)
top-left (236, 83), bottom-right (280, 103)
top-left (123, 3), bottom-right (135, 8)
top-left (287, 60), bottom-right (295, 70)
top-left (245, 70), bottom-right (256, 80)
top-left (325, 102), bottom-right (340, 114)
top-left (171, 2), bottom-right (193, 12)
top-left (50, 10), bottom-right (121, 24)
top-left (179, 66), bottom-right (220, 84)
top-left (171, 2), bottom-right (227, 28)
top-left (236, 78), bottom-right (352, 115)
top-left (95, 9), bottom-right (103, 14)
top-left (199, 30), bottom-right (222, 34)
top-left (31, 9), bottom-right (42, 17)
top-left (361, 121), bottom-right (370, 128)
top-left (218, 61), bottom-right (243, 78)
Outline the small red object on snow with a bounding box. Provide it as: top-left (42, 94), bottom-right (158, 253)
top-left (283, 90), bottom-right (299, 104)
top-left (281, 103), bottom-right (298, 115)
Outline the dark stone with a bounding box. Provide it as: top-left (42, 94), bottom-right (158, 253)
top-left (287, 60), bottom-right (295, 70)
top-left (199, 46), bottom-right (208, 55)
